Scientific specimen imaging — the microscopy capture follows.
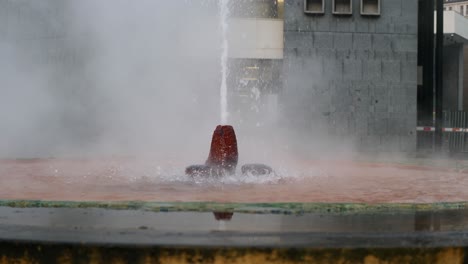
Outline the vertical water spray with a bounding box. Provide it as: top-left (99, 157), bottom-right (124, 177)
top-left (219, 0), bottom-right (229, 124)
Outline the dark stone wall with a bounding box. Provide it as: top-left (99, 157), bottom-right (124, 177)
top-left (282, 0), bottom-right (418, 152)
top-left (443, 44), bottom-right (463, 111)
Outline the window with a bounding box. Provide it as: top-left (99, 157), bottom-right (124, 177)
top-left (361, 0), bottom-right (380, 16)
top-left (304, 0), bottom-right (324, 14)
top-left (461, 5), bottom-right (464, 15)
top-left (449, 6), bottom-right (452, 11)
top-left (333, 0), bottom-right (352, 15)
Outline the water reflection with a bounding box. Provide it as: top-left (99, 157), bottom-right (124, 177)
top-left (2, 207), bottom-right (468, 247)
top-left (415, 211), bottom-right (441, 232)
top-left (213, 212), bottom-right (234, 221)
top-left (2, 207), bottom-right (468, 234)
top-left (211, 209), bottom-right (468, 234)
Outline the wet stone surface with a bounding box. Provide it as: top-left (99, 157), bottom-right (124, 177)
top-left (1, 206), bottom-right (468, 248)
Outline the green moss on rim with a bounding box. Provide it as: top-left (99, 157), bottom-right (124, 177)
top-left (1, 199), bottom-right (468, 214)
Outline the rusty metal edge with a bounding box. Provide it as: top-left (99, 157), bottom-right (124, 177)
top-left (0, 242), bottom-right (466, 264)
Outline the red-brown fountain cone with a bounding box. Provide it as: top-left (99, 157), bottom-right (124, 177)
top-left (213, 212), bottom-right (234, 221)
top-left (205, 125), bottom-right (238, 175)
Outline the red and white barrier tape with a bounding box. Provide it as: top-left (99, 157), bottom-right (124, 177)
top-left (416, 127), bottom-right (468, 132)
top-left (416, 127), bottom-right (435, 132)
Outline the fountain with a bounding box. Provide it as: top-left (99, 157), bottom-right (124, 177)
top-left (185, 125), bottom-right (238, 177)
top-left (185, 0), bottom-right (274, 179)
top-left (185, 125), bottom-right (273, 177)
top-left (2, 0), bottom-right (468, 263)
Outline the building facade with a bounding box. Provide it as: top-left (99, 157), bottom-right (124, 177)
top-left (281, 0), bottom-right (418, 152)
top-left (230, 0), bottom-right (468, 153)
top-left (442, 1), bottom-right (468, 114)
top-left (444, 0), bottom-right (468, 16)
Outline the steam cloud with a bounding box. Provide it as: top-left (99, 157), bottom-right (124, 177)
top-left (0, 0), bottom-right (225, 160)
top-left (0, 0), bottom-right (359, 164)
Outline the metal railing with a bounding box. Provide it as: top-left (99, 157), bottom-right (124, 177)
top-left (417, 111), bottom-right (468, 153)
top-left (444, 111), bottom-right (468, 152)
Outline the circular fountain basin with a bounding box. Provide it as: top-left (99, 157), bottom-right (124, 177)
top-left (1, 157), bottom-right (468, 203)
top-left (1, 157), bottom-right (468, 263)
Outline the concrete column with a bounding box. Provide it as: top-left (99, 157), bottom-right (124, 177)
top-left (458, 44), bottom-right (464, 110)
top-left (463, 44), bottom-right (468, 110)
top-left (443, 44), bottom-right (464, 111)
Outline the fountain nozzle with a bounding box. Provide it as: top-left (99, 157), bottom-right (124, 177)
top-left (185, 125), bottom-right (272, 178)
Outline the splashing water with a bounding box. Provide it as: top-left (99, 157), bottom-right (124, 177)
top-left (219, 0), bottom-right (229, 124)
